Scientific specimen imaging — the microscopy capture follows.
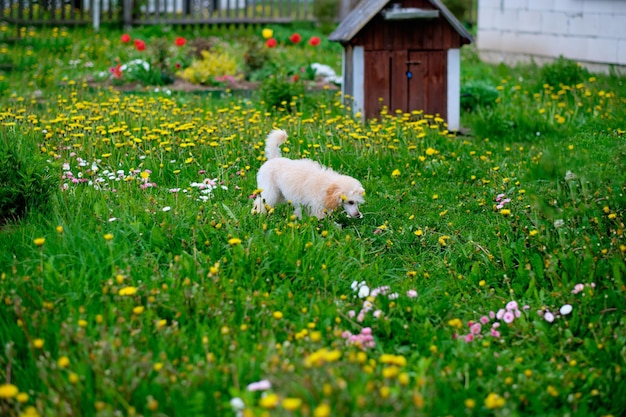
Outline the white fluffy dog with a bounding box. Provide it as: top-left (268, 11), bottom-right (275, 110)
top-left (252, 129), bottom-right (365, 219)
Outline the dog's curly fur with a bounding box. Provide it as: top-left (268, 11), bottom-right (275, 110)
top-left (252, 129), bottom-right (365, 219)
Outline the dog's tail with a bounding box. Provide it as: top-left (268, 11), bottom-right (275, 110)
top-left (265, 129), bottom-right (288, 160)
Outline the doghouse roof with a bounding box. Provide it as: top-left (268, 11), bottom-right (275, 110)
top-left (329, 0), bottom-right (474, 44)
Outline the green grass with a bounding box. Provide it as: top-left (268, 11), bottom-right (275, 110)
top-left (0, 26), bottom-right (625, 417)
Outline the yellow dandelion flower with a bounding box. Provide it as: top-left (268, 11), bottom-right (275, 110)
top-left (228, 237), bottom-right (242, 245)
top-left (19, 406), bottom-right (40, 417)
top-left (68, 373), bottom-right (79, 384)
top-left (282, 397), bottom-right (302, 411)
top-left (259, 393), bottom-right (279, 409)
top-left (414, 229), bottom-right (423, 236)
top-left (382, 366), bottom-right (400, 378)
top-left (57, 356), bottom-right (70, 368)
top-left (103, 233), bottom-right (114, 241)
top-left (56, 225), bottom-right (64, 234)
top-left (272, 311), bottom-right (283, 320)
top-left (33, 237), bottom-right (45, 247)
top-left (33, 338), bottom-right (44, 349)
top-left (118, 286), bottom-right (137, 296)
top-left (16, 392), bottom-right (29, 403)
top-left (425, 147), bottom-right (437, 156)
top-left (310, 331), bottom-right (322, 342)
top-left (448, 318), bottom-right (463, 329)
top-left (547, 385), bottom-right (559, 397)
top-left (147, 398), bottom-right (159, 411)
top-left (0, 383), bottom-right (19, 398)
top-left (500, 209), bottom-right (511, 216)
top-left (529, 230), bottom-right (538, 236)
top-left (465, 398), bottom-right (476, 409)
top-left (313, 403), bottom-right (331, 417)
top-left (133, 306), bottom-right (145, 315)
top-left (391, 169), bottom-right (401, 177)
top-left (484, 392), bottom-right (505, 409)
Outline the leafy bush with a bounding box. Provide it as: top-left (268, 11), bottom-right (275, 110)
top-left (0, 144), bottom-right (55, 224)
top-left (178, 48), bottom-right (238, 86)
top-left (258, 71), bottom-right (306, 112)
top-left (540, 55), bottom-right (589, 87)
top-left (243, 38), bottom-right (271, 81)
top-left (460, 80), bottom-right (499, 111)
top-left (442, 0), bottom-right (472, 21)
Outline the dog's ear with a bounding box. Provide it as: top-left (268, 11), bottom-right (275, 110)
top-left (358, 187), bottom-right (365, 196)
top-left (325, 184), bottom-right (342, 210)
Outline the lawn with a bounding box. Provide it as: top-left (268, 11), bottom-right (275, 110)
top-left (0, 23), bottom-right (625, 417)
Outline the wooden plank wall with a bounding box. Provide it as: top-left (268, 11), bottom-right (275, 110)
top-left (355, 0), bottom-right (463, 51)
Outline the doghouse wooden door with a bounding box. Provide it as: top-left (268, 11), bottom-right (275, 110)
top-left (364, 50), bottom-right (447, 119)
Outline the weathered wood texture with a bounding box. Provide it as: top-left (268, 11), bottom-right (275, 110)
top-left (364, 49), bottom-right (446, 118)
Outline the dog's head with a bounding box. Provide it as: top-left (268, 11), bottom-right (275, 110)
top-left (325, 182), bottom-right (365, 218)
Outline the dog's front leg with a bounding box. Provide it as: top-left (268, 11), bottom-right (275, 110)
top-left (293, 205), bottom-right (303, 219)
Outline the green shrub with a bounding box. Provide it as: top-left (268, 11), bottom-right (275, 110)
top-left (540, 55), bottom-right (589, 87)
top-left (0, 144), bottom-right (55, 224)
top-left (460, 80), bottom-right (499, 111)
top-left (442, 0), bottom-right (471, 21)
top-left (258, 72), bottom-right (306, 112)
top-left (243, 38), bottom-right (271, 81)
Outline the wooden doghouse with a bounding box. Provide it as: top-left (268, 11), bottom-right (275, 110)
top-left (329, 0), bottom-right (473, 130)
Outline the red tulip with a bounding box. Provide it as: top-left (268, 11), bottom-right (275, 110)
top-left (266, 38), bottom-right (277, 48)
top-left (121, 33), bottom-right (131, 43)
top-left (289, 33), bottom-right (302, 44)
top-left (175, 36), bottom-right (187, 47)
top-left (134, 39), bottom-right (146, 51)
top-left (309, 36), bottom-right (321, 46)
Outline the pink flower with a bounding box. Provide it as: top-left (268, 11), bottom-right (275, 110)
top-left (480, 315), bottom-right (490, 325)
top-left (490, 329), bottom-right (501, 338)
top-left (544, 311), bottom-right (555, 323)
top-left (470, 323), bottom-right (482, 335)
top-left (496, 309), bottom-right (505, 320)
top-left (406, 289), bottom-right (418, 298)
top-left (464, 334), bottom-right (474, 343)
top-left (503, 311), bottom-right (515, 324)
top-left (506, 300), bottom-right (518, 311)
top-left (247, 379), bottom-right (271, 391)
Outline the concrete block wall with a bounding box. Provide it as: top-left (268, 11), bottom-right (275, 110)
top-left (477, 0), bottom-right (626, 71)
